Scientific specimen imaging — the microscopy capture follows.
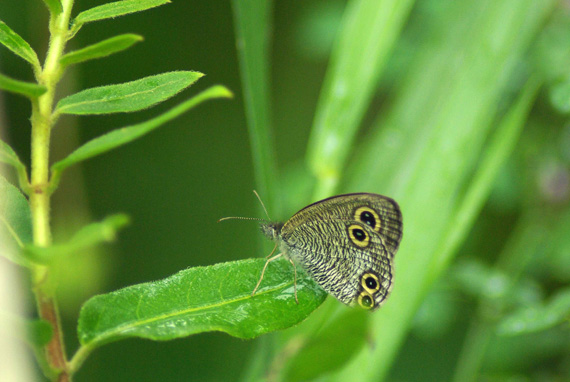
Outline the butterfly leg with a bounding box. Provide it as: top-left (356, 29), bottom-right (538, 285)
top-left (252, 243), bottom-right (281, 296)
top-left (288, 257), bottom-right (299, 304)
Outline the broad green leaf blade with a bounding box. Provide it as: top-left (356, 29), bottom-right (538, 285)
top-left (0, 175), bottom-right (32, 265)
top-left (78, 258), bottom-right (327, 347)
top-left (284, 308), bottom-right (368, 382)
top-left (41, 0), bottom-right (62, 15)
top-left (24, 214), bottom-right (129, 264)
top-left (50, 85), bottom-right (232, 182)
top-left (497, 288), bottom-right (570, 336)
top-left (306, 0), bottom-right (415, 196)
top-left (0, 21), bottom-right (40, 68)
top-left (60, 34), bottom-right (143, 67)
top-left (55, 71), bottom-right (203, 115)
top-left (0, 72), bottom-right (47, 99)
top-left (74, 0), bottom-right (170, 26)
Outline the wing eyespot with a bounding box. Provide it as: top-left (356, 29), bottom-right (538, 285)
top-left (354, 206), bottom-right (381, 232)
top-left (347, 224), bottom-right (370, 248)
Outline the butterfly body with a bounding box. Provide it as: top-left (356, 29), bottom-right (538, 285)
top-left (260, 193), bottom-right (402, 311)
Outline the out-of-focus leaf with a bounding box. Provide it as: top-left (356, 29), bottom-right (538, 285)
top-left (0, 138), bottom-right (27, 172)
top-left (497, 288), bottom-right (570, 336)
top-left (0, 21), bottom-right (40, 68)
top-left (55, 71), bottom-right (203, 115)
top-left (0, 175), bottom-right (32, 265)
top-left (24, 214), bottom-right (129, 263)
top-left (60, 34), bottom-right (143, 67)
top-left (77, 258), bottom-right (327, 348)
top-left (549, 79), bottom-right (570, 113)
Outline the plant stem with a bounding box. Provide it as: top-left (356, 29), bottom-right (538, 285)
top-left (29, 1), bottom-right (75, 381)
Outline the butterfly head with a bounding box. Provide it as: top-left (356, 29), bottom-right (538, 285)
top-left (260, 222), bottom-right (283, 241)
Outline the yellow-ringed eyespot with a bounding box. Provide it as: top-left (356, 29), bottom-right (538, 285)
top-left (361, 273), bottom-right (380, 293)
top-left (354, 206), bottom-right (381, 232)
top-left (358, 291), bottom-right (375, 309)
top-left (348, 224), bottom-right (370, 247)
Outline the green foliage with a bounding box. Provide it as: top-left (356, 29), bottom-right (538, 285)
top-left (50, 85), bottom-right (232, 188)
top-left (0, 20), bottom-right (40, 68)
top-left (78, 258), bottom-right (326, 348)
top-left (0, 175), bottom-right (32, 264)
top-left (72, 0), bottom-right (170, 29)
top-left (2, 0), bottom-right (570, 381)
top-left (60, 34), bottom-right (143, 67)
top-left (0, 72), bottom-right (47, 98)
top-left (55, 71), bottom-right (204, 115)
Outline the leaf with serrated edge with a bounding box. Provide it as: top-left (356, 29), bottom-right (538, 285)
top-left (0, 72), bottom-right (47, 99)
top-left (74, 0), bottom-right (170, 26)
top-left (55, 71), bottom-right (203, 115)
top-left (0, 21), bottom-right (40, 67)
top-left (78, 258), bottom-right (327, 346)
top-left (51, 85), bottom-right (232, 180)
top-left (60, 34), bottom-right (143, 67)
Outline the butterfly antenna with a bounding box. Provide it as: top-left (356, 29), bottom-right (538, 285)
top-left (217, 216), bottom-right (265, 223)
top-left (253, 190), bottom-right (271, 220)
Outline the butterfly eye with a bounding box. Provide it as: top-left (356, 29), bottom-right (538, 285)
top-left (358, 292), bottom-right (375, 309)
top-left (361, 272), bottom-right (380, 293)
top-left (348, 225), bottom-right (370, 247)
top-left (354, 207), bottom-right (381, 232)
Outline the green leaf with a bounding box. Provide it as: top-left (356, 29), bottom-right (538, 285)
top-left (60, 34), bottom-right (143, 67)
top-left (0, 72), bottom-right (47, 99)
top-left (284, 308), bottom-right (368, 382)
top-left (24, 214), bottom-right (129, 264)
top-left (41, 0), bottom-right (63, 15)
top-left (77, 258), bottom-right (327, 348)
top-left (0, 175), bottom-right (32, 265)
top-left (50, 85), bottom-right (232, 185)
top-left (549, 79), bottom-right (570, 114)
top-left (55, 71), bottom-right (203, 115)
top-left (0, 21), bottom-right (40, 68)
top-left (0, 138), bottom-right (27, 173)
top-left (497, 288), bottom-right (570, 336)
top-left (74, 0), bottom-right (170, 26)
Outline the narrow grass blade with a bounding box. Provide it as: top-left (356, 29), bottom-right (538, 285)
top-left (231, 0), bottom-right (280, 213)
top-left (306, 0), bottom-right (415, 196)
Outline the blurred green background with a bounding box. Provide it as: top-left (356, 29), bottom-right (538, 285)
top-left (1, 0), bottom-right (570, 381)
